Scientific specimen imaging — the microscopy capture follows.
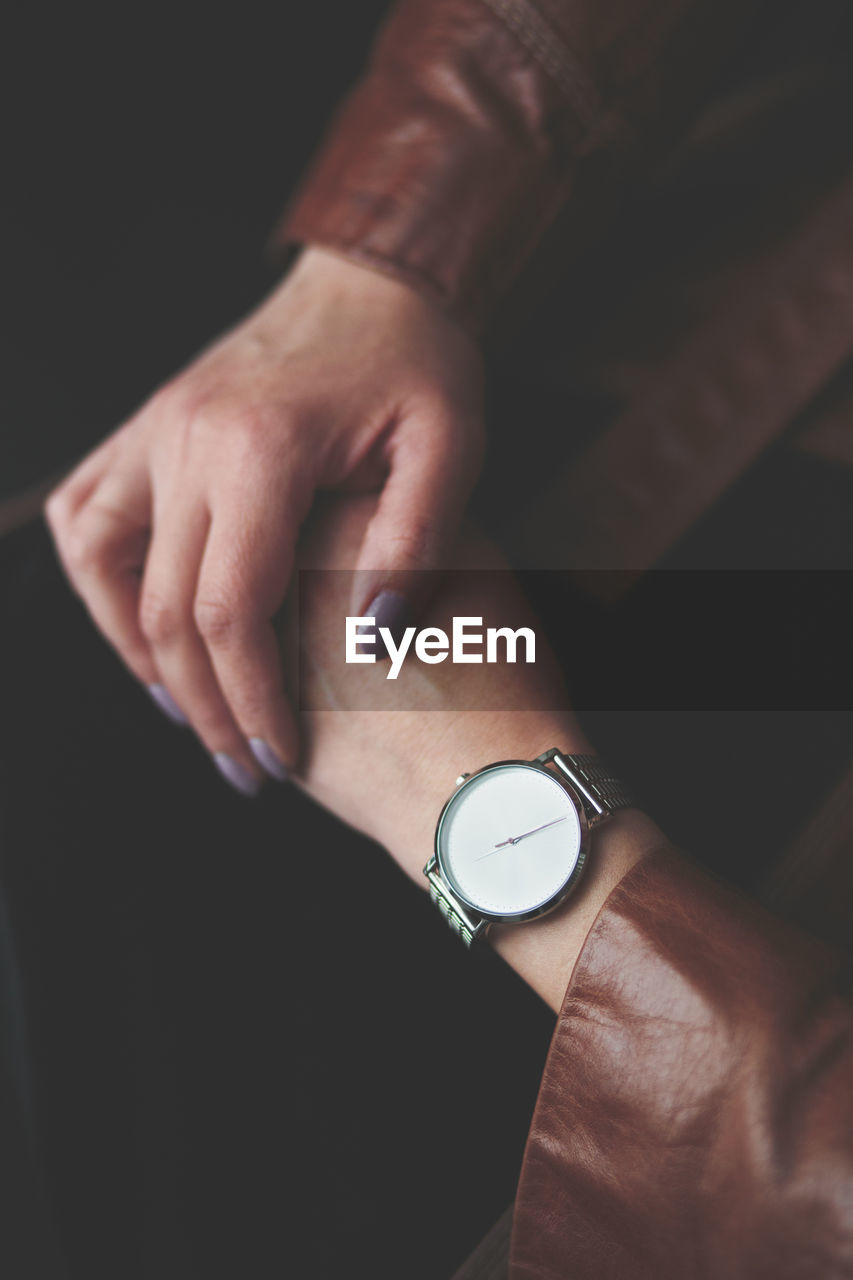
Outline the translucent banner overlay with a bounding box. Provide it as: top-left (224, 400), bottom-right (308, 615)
top-left (294, 570), bottom-right (853, 712)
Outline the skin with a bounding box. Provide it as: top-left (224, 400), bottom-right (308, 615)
top-left (286, 496), bottom-right (670, 1012)
top-left (44, 247), bottom-right (485, 785)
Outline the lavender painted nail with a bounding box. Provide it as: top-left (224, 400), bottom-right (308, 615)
top-left (249, 738), bottom-right (290, 782)
top-left (213, 753), bottom-right (263, 797)
top-left (147, 683), bottom-right (189, 726)
top-left (360, 590), bottom-right (410, 660)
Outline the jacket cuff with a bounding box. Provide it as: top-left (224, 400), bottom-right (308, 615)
top-left (269, 0), bottom-right (584, 333)
top-left (511, 848), bottom-right (853, 1277)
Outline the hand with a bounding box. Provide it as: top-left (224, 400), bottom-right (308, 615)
top-left (476, 816), bottom-right (568, 858)
top-left (44, 248), bottom-right (485, 791)
top-left (284, 496), bottom-right (668, 1011)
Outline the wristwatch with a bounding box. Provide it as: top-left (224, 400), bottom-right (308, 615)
top-left (423, 750), bottom-right (633, 946)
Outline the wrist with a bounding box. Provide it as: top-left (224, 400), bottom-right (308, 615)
top-left (490, 808), bottom-right (667, 1013)
top-left (281, 244), bottom-right (482, 349)
top-left (386, 722), bottom-right (668, 1013)
top-left (281, 243), bottom-right (425, 309)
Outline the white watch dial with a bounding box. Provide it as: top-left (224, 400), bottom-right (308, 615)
top-left (437, 764), bottom-right (583, 918)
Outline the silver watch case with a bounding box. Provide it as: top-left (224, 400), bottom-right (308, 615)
top-left (430, 758), bottom-right (593, 929)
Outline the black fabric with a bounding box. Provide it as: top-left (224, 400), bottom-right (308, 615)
top-left (0, 520), bottom-right (551, 1279)
top-left (0, 884), bottom-right (67, 1279)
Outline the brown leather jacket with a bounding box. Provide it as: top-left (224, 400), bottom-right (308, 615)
top-left (274, 0), bottom-right (781, 333)
top-left (272, 1), bottom-right (853, 1275)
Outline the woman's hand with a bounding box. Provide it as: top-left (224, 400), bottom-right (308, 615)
top-left (45, 248), bottom-right (484, 792)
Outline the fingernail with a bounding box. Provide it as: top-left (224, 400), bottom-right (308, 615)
top-left (360, 590), bottom-right (410, 660)
top-left (213, 753), bottom-right (263, 797)
top-left (147, 683), bottom-right (189, 726)
top-left (249, 738), bottom-right (290, 782)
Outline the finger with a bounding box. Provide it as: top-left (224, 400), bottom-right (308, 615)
top-left (350, 412), bottom-right (481, 632)
top-left (46, 466), bottom-right (162, 687)
top-left (45, 429), bottom-right (127, 524)
top-left (195, 471), bottom-right (311, 779)
top-left (139, 495), bottom-right (264, 796)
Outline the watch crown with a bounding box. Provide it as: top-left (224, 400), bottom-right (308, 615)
top-left (455, 773), bottom-right (471, 787)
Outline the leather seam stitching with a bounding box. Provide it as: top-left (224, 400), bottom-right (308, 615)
top-left (477, 0), bottom-right (600, 127)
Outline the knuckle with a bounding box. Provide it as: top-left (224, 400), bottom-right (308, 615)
top-left (44, 484), bottom-right (72, 530)
top-left (186, 397), bottom-right (223, 435)
top-left (195, 399), bottom-right (261, 438)
top-left (147, 384), bottom-right (220, 443)
top-left (228, 405), bottom-right (267, 439)
top-left (139, 592), bottom-right (185, 645)
top-left (181, 401), bottom-right (284, 474)
top-left (193, 594), bottom-right (245, 646)
top-left (146, 379), bottom-right (191, 419)
top-left (61, 525), bottom-right (105, 575)
top-left (227, 408), bottom-right (285, 463)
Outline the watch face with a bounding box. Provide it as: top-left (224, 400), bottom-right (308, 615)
top-left (436, 763), bottom-right (584, 920)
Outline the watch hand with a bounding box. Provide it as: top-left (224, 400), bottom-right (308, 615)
top-left (510, 815), bottom-right (569, 845)
top-left (475, 815), bottom-right (568, 860)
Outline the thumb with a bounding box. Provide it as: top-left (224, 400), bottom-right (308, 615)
top-left (349, 417), bottom-right (480, 639)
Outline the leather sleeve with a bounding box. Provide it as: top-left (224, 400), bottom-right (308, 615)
top-left (510, 848), bottom-right (853, 1278)
top-left (271, 0), bottom-right (772, 331)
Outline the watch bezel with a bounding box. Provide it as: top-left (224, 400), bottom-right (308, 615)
top-left (433, 759), bottom-right (592, 926)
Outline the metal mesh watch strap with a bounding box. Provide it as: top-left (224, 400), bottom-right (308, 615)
top-left (424, 859), bottom-right (484, 948)
top-left (539, 751), bottom-right (634, 825)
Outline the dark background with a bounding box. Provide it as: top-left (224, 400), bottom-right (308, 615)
top-left (1, 0), bottom-right (391, 499)
top-left (2, 3), bottom-right (552, 1276)
top-left (2, 1), bottom-right (852, 1277)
